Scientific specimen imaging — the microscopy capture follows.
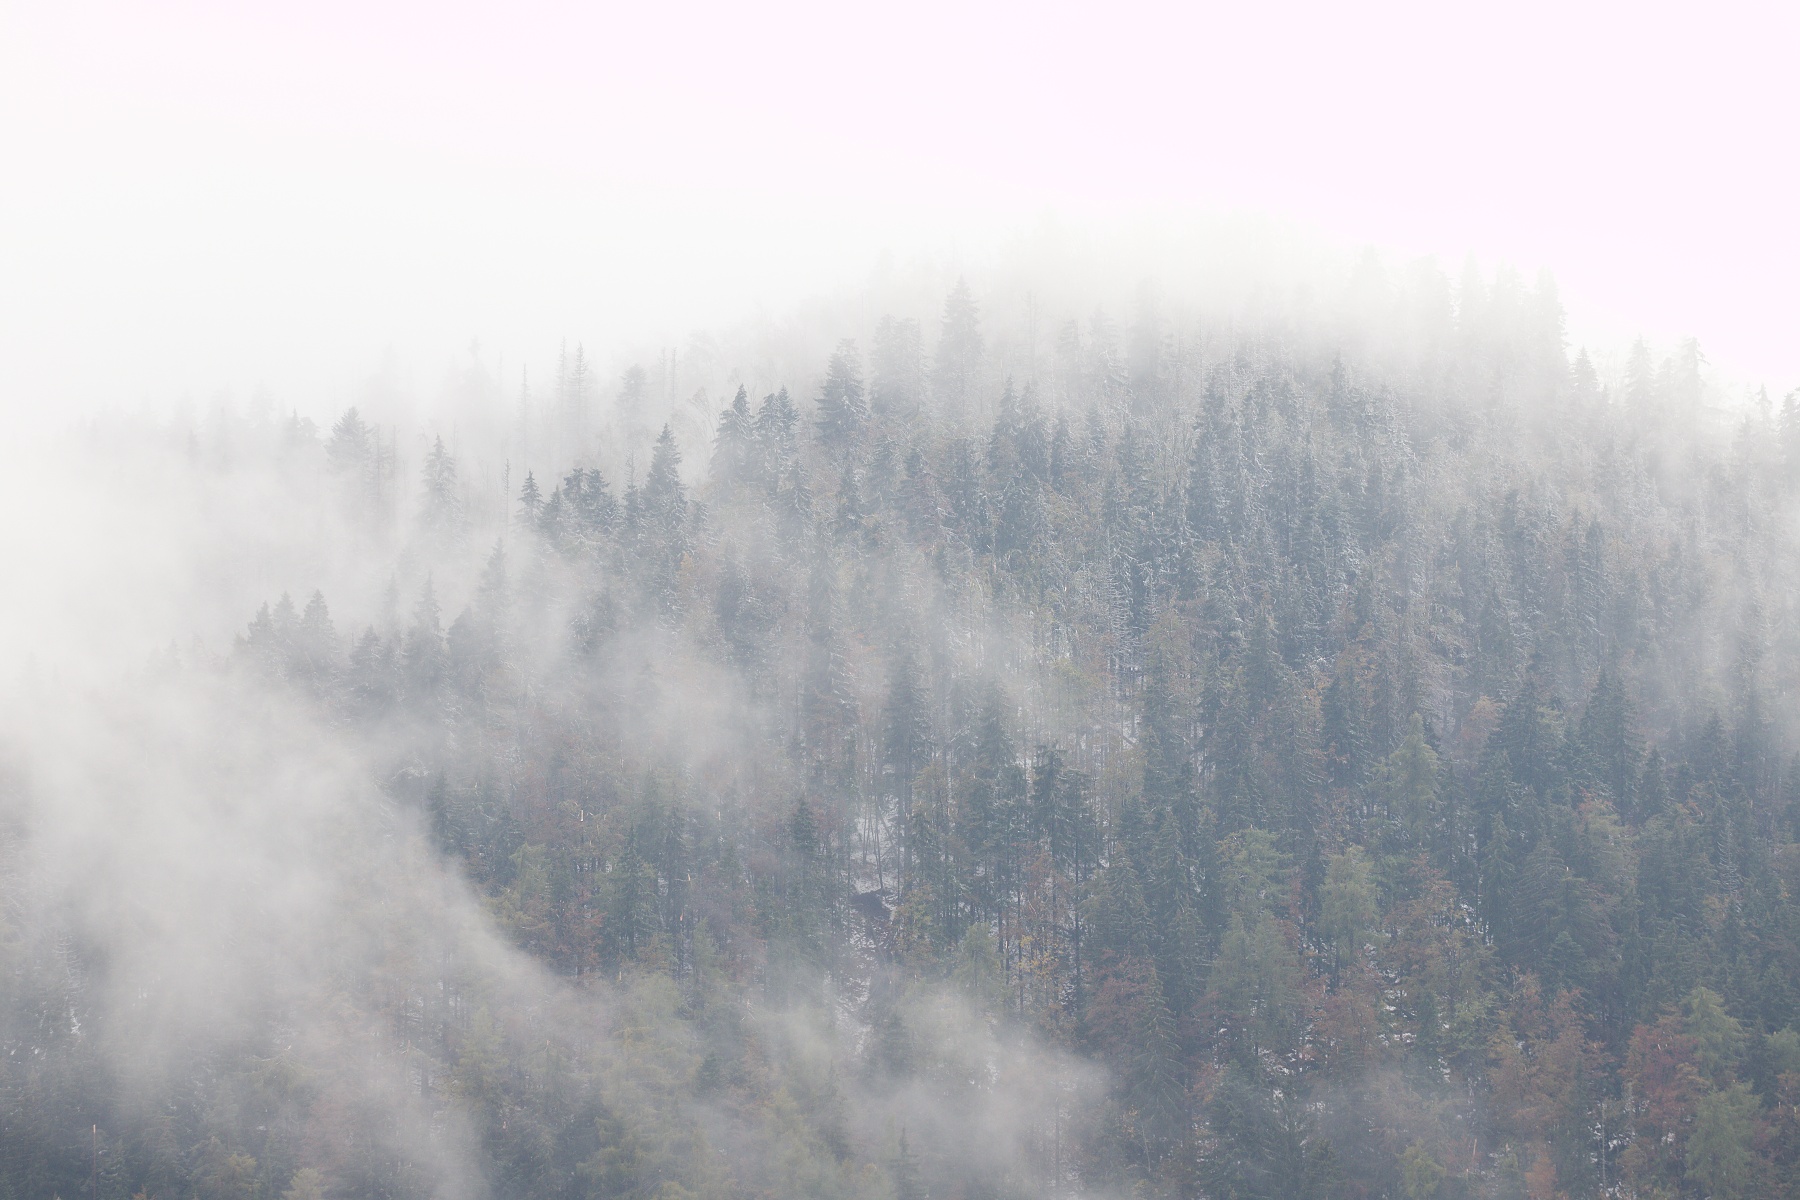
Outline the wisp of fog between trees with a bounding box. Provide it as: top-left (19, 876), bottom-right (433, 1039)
top-left (3, 245), bottom-right (1800, 1200)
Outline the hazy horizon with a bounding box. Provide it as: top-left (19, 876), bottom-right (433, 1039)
top-left (4, 0), bottom-right (1796, 425)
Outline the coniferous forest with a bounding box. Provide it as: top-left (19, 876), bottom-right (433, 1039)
top-left (5, 269), bottom-right (1800, 1200)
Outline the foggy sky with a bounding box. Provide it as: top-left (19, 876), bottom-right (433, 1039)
top-left (1, 0), bottom-right (1795, 423)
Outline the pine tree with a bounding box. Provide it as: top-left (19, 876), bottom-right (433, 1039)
top-left (712, 385), bottom-right (756, 492)
top-left (814, 339), bottom-right (868, 452)
top-left (884, 643), bottom-right (932, 812)
top-left (1140, 665), bottom-right (1201, 860)
top-left (419, 435), bottom-right (463, 545)
top-left (326, 407), bottom-right (372, 476)
top-left (1319, 845), bottom-right (1376, 983)
top-left (1685, 1083), bottom-right (1762, 1200)
top-left (517, 470), bottom-right (542, 527)
top-left (404, 575), bottom-right (445, 695)
top-left (1381, 714), bottom-right (1442, 842)
top-left (294, 590), bottom-right (337, 686)
top-left (755, 388), bottom-right (800, 476)
top-left (932, 278), bottom-right (983, 417)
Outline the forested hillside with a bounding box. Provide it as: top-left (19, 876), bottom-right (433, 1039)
top-left (6, 272), bottom-right (1800, 1200)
